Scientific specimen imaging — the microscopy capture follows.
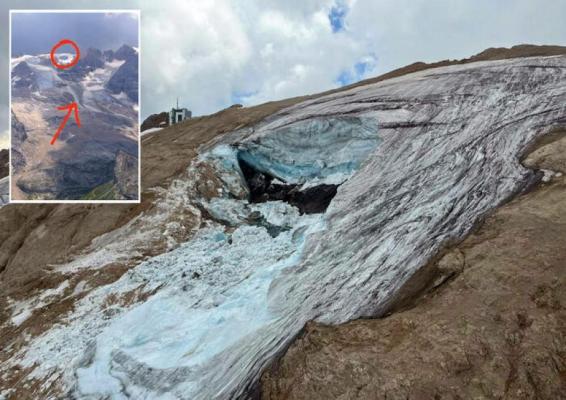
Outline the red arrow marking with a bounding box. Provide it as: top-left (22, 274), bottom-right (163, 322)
top-left (51, 102), bottom-right (81, 145)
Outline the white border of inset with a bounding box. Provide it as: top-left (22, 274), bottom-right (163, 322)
top-left (8, 9), bottom-right (141, 204)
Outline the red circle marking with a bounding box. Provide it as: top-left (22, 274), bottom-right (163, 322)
top-left (50, 39), bottom-right (80, 70)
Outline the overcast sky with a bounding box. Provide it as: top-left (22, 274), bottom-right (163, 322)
top-left (12, 12), bottom-right (138, 56)
top-left (2, 0), bottom-right (566, 149)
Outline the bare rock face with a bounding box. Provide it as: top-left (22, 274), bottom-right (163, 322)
top-left (141, 112), bottom-right (169, 132)
top-left (261, 133), bottom-right (566, 400)
top-left (114, 150), bottom-right (138, 199)
top-left (106, 51), bottom-right (139, 102)
top-left (114, 44), bottom-right (138, 61)
top-left (0, 149), bottom-right (8, 178)
top-left (10, 112), bottom-right (26, 174)
top-left (12, 61), bottom-right (37, 90)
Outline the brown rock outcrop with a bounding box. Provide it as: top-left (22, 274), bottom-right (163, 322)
top-left (114, 150), bottom-right (138, 199)
top-left (0, 149), bottom-right (8, 178)
top-left (141, 111), bottom-right (169, 132)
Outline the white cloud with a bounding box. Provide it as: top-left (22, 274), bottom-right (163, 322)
top-left (141, 0), bottom-right (252, 115)
top-left (136, 0), bottom-right (566, 118)
top-left (136, 0), bottom-right (360, 116)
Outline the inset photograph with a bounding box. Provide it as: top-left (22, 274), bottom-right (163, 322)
top-left (10, 10), bottom-right (140, 202)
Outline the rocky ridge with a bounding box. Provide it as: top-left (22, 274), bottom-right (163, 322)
top-left (141, 112), bottom-right (168, 132)
top-left (106, 45), bottom-right (139, 102)
top-left (0, 149), bottom-right (8, 178)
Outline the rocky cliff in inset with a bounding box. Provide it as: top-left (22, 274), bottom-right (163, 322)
top-left (10, 45), bottom-right (139, 201)
top-left (106, 45), bottom-right (139, 103)
top-left (114, 150), bottom-right (138, 199)
top-left (0, 149), bottom-right (8, 178)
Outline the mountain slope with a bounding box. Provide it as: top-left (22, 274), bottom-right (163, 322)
top-left (0, 45), bottom-right (566, 399)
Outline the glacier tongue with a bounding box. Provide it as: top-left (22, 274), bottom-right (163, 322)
top-left (75, 209), bottom-right (325, 399)
top-left (10, 55), bottom-right (566, 399)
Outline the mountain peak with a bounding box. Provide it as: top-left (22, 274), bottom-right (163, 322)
top-left (13, 60), bottom-right (33, 75)
top-left (114, 44), bottom-right (137, 61)
top-left (12, 61), bottom-right (37, 89)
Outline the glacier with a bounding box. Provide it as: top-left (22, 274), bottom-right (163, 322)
top-left (75, 211), bottom-right (325, 399)
top-left (6, 55), bottom-right (566, 399)
top-left (236, 116), bottom-right (380, 185)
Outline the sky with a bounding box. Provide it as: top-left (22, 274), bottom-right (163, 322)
top-left (2, 0), bottom-right (566, 149)
top-left (11, 12), bottom-right (138, 56)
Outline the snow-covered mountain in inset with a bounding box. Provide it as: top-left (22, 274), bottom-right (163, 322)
top-left (10, 45), bottom-right (139, 200)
